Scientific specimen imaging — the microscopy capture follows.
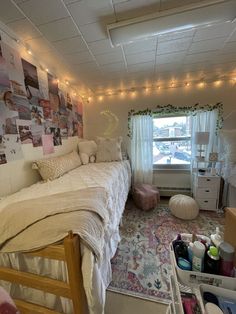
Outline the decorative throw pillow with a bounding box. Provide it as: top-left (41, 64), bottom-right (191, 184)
top-left (32, 150), bottom-right (82, 181)
top-left (96, 136), bottom-right (122, 162)
top-left (220, 129), bottom-right (236, 162)
top-left (78, 140), bottom-right (97, 165)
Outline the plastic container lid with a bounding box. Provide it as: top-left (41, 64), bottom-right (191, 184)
top-left (210, 246), bottom-right (219, 256)
top-left (219, 242), bottom-right (235, 261)
top-left (205, 302), bottom-right (223, 314)
top-left (177, 257), bottom-right (191, 271)
top-left (192, 240), bottom-right (206, 257)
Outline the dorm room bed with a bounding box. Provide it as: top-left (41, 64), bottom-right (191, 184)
top-left (0, 160), bottom-right (131, 314)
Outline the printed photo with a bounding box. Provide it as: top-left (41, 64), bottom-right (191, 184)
top-left (49, 92), bottom-right (59, 112)
top-left (31, 124), bottom-right (43, 147)
top-left (39, 99), bottom-right (52, 120)
top-left (0, 152), bottom-right (7, 165)
top-left (31, 105), bottom-right (44, 125)
top-left (47, 127), bottom-right (62, 146)
top-left (3, 134), bottom-right (23, 162)
top-left (42, 134), bottom-right (54, 155)
top-left (18, 125), bottom-right (33, 144)
top-left (21, 58), bottom-right (39, 89)
top-left (47, 72), bottom-right (58, 95)
top-left (13, 95), bottom-right (31, 120)
top-left (1, 43), bottom-right (26, 96)
top-left (0, 53), bottom-right (11, 88)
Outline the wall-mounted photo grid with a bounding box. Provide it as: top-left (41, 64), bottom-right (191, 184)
top-left (0, 38), bottom-right (83, 165)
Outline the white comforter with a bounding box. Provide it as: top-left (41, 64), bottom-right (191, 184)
top-left (0, 160), bottom-right (131, 314)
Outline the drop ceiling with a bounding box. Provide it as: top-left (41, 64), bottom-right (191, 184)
top-left (0, 0), bottom-right (236, 96)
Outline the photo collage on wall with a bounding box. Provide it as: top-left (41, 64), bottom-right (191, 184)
top-left (0, 38), bottom-right (83, 165)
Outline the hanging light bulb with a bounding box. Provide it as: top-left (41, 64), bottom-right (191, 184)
top-left (185, 82), bottom-right (190, 87)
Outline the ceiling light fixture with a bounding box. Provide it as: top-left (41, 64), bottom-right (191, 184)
top-left (107, 0), bottom-right (236, 47)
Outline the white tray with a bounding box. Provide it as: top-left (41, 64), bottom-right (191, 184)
top-left (170, 233), bottom-right (236, 290)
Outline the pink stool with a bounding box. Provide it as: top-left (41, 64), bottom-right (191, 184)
top-left (132, 184), bottom-right (160, 211)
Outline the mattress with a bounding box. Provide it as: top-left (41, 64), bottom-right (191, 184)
top-left (0, 160), bottom-right (131, 314)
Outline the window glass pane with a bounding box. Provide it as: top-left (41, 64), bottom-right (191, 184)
top-left (153, 140), bottom-right (191, 165)
top-left (153, 115), bottom-right (192, 166)
top-left (153, 116), bottom-right (191, 139)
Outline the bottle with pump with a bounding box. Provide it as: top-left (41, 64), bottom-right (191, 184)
top-left (211, 227), bottom-right (223, 248)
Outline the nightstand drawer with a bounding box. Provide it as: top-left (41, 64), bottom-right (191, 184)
top-left (195, 188), bottom-right (218, 198)
top-left (196, 198), bottom-right (217, 210)
top-left (197, 176), bottom-right (220, 188)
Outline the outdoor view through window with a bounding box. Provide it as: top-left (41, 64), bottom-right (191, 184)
top-left (153, 116), bottom-right (192, 166)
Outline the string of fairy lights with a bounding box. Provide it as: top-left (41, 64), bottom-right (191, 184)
top-left (86, 76), bottom-right (236, 102)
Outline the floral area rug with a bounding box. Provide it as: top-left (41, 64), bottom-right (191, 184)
top-left (109, 198), bottom-right (225, 304)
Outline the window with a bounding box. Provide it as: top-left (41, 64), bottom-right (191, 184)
top-left (153, 116), bottom-right (192, 168)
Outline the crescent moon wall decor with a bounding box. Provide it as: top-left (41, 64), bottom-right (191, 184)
top-left (100, 110), bottom-right (119, 137)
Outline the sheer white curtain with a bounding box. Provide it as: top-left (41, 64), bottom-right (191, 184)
top-left (130, 114), bottom-right (153, 185)
top-left (191, 109), bottom-right (219, 160)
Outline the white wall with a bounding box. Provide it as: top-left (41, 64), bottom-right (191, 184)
top-left (84, 84), bottom-right (236, 191)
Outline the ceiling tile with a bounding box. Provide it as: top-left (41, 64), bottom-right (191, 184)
top-left (63, 0), bottom-right (82, 4)
top-left (114, 0), bottom-right (160, 21)
top-left (19, 0), bottom-right (69, 25)
top-left (193, 22), bottom-right (236, 42)
top-left (38, 17), bottom-right (78, 42)
top-left (0, 0), bottom-right (24, 23)
top-left (25, 36), bottom-right (54, 53)
top-left (100, 62), bottom-right (126, 73)
top-left (123, 37), bottom-right (157, 55)
top-left (158, 29), bottom-right (195, 42)
top-left (227, 26), bottom-right (236, 42)
top-left (53, 36), bottom-right (87, 54)
top-left (13, 0), bottom-right (28, 3)
top-left (73, 61), bottom-right (100, 73)
top-left (157, 37), bottom-right (192, 55)
top-left (155, 63), bottom-right (181, 73)
top-left (160, 0), bottom-right (206, 10)
top-left (6, 18), bottom-right (41, 41)
top-left (67, 1), bottom-right (114, 26)
top-left (65, 50), bottom-right (94, 64)
top-left (79, 22), bottom-right (108, 42)
top-left (184, 51), bottom-right (218, 64)
top-left (127, 61), bottom-right (155, 73)
top-left (126, 50), bottom-right (156, 65)
top-left (88, 39), bottom-right (121, 55)
top-left (188, 37), bottom-right (226, 54)
top-left (95, 50), bottom-right (124, 65)
top-left (220, 41), bottom-right (236, 55)
top-left (156, 51), bottom-right (186, 64)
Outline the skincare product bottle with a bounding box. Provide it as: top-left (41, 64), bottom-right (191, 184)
top-left (192, 241), bottom-right (206, 272)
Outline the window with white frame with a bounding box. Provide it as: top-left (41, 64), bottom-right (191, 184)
top-left (153, 115), bottom-right (192, 168)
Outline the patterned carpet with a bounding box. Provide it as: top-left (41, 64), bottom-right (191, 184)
top-left (109, 198), bottom-right (225, 303)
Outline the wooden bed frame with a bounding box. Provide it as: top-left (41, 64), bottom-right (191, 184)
top-left (0, 231), bottom-right (88, 314)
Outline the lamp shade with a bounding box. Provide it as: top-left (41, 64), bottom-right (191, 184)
top-left (107, 0), bottom-right (236, 47)
top-left (195, 132), bottom-right (210, 145)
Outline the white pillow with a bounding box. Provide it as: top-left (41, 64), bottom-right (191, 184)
top-left (78, 140), bottom-right (97, 165)
top-left (96, 136), bottom-right (122, 162)
top-left (32, 150), bottom-right (82, 181)
top-left (220, 129), bottom-right (236, 162)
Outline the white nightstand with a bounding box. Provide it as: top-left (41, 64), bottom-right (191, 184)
top-left (193, 173), bottom-right (221, 211)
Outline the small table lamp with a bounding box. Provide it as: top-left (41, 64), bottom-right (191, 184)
top-left (195, 131), bottom-right (209, 161)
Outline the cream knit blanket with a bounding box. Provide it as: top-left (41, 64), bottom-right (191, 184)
top-left (0, 187), bottom-right (108, 260)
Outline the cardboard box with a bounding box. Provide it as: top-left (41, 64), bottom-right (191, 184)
top-left (224, 207), bottom-right (236, 266)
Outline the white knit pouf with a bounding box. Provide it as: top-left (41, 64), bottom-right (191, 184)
top-left (169, 194), bottom-right (199, 220)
